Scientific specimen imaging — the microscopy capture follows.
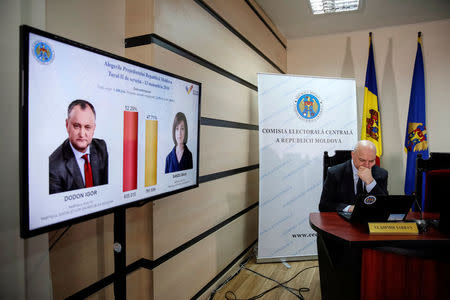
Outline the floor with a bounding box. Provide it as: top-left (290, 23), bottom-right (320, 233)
top-left (211, 256), bottom-right (321, 300)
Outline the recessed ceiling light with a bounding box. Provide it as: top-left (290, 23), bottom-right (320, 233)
top-left (308, 0), bottom-right (360, 15)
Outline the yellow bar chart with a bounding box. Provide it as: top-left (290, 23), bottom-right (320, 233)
top-left (145, 119), bottom-right (158, 187)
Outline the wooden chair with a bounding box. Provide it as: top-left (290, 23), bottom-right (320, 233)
top-left (323, 150), bottom-right (352, 182)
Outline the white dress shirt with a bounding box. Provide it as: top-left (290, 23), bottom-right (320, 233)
top-left (69, 142), bottom-right (91, 186)
top-left (344, 160), bottom-right (377, 212)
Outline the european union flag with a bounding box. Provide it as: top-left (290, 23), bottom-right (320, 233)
top-left (404, 33), bottom-right (429, 202)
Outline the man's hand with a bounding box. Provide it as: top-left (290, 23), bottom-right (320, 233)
top-left (358, 166), bottom-right (374, 185)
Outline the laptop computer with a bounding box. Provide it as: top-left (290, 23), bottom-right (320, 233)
top-left (338, 194), bottom-right (415, 223)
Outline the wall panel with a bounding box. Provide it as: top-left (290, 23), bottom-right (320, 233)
top-left (126, 44), bottom-right (259, 125)
top-left (203, 0), bottom-right (287, 72)
top-left (153, 207), bottom-right (258, 299)
top-left (49, 216), bottom-right (114, 299)
top-left (246, 0), bottom-right (287, 46)
top-left (154, 0), bottom-right (278, 85)
top-left (126, 268), bottom-right (153, 300)
top-left (126, 205), bottom-right (153, 262)
top-left (152, 45), bottom-right (260, 125)
top-left (47, 0), bottom-right (125, 56)
top-left (152, 169), bottom-right (258, 258)
top-left (200, 126), bottom-right (259, 176)
top-left (125, 0), bottom-right (154, 37)
top-left (86, 284), bottom-right (114, 300)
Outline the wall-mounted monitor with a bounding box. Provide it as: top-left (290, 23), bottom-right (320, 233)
top-left (20, 25), bottom-right (201, 238)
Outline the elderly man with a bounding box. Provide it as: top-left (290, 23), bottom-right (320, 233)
top-left (49, 99), bottom-right (108, 194)
top-left (319, 140), bottom-right (388, 212)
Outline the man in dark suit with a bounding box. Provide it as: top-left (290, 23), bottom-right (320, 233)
top-left (49, 99), bottom-right (108, 194)
top-left (319, 140), bottom-right (388, 212)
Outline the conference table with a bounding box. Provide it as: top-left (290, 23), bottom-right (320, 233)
top-left (309, 212), bottom-right (450, 300)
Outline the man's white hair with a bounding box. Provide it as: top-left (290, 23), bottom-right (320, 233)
top-left (353, 140), bottom-right (377, 155)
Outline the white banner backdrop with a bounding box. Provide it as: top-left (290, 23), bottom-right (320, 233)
top-left (257, 73), bottom-right (358, 261)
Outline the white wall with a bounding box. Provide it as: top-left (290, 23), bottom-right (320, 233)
top-left (288, 19), bottom-right (450, 194)
top-left (0, 0), bottom-right (52, 299)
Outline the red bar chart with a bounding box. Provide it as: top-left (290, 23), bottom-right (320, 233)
top-left (123, 110), bottom-right (138, 192)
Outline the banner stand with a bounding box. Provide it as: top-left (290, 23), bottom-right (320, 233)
top-left (257, 73), bottom-right (358, 261)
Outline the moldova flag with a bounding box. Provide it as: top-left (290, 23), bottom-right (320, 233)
top-left (404, 32), bottom-right (429, 199)
top-left (361, 33), bottom-right (382, 165)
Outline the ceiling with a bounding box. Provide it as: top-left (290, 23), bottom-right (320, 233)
top-left (254, 0), bottom-right (450, 40)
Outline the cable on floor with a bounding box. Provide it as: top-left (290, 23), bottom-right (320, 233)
top-left (222, 262), bottom-right (319, 300)
top-left (208, 254), bottom-right (254, 300)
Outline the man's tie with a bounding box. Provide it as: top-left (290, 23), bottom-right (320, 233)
top-left (356, 178), bottom-right (364, 195)
top-left (82, 154), bottom-right (93, 188)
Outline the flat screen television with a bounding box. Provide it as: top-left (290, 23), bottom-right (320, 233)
top-left (20, 25), bottom-right (201, 238)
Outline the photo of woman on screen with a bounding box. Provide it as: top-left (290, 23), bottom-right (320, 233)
top-left (165, 112), bottom-right (193, 173)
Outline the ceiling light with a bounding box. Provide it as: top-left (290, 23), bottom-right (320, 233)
top-left (309, 0), bottom-right (360, 15)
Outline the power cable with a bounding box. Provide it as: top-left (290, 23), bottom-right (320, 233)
top-left (222, 262), bottom-right (318, 300)
top-left (49, 225), bottom-right (71, 251)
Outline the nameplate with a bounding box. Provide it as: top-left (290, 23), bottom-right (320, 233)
top-left (368, 222), bottom-right (419, 235)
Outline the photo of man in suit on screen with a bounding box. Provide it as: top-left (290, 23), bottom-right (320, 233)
top-left (49, 99), bottom-right (108, 194)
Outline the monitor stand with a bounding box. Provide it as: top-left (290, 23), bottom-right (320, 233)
top-left (114, 208), bottom-right (126, 299)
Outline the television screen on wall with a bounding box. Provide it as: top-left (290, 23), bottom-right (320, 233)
top-left (20, 25), bottom-right (201, 238)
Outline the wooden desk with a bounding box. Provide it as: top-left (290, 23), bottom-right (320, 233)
top-left (309, 212), bottom-right (450, 300)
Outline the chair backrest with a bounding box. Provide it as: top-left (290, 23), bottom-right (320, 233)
top-left (323, 150), bottom-right (352, 182)
top-left (416, 152), bottom-right (450, 212)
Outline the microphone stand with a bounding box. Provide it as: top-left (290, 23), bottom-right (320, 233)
top-left (413, 193), bottom-right (428, 232)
